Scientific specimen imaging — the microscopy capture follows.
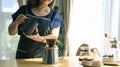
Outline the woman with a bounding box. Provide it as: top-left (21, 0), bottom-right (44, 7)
top-left (8, 0), bottom-right (64, 59)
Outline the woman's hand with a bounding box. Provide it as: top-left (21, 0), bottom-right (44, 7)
top-left (15, 14), bottom-right (27, 25)
top-left (23, 33), bottom-right (45, 42)
top-left (8, 14), bottom-right (27, 35)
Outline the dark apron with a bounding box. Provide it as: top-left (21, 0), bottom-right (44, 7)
top-left (16, 6), bottom-right (55, 59)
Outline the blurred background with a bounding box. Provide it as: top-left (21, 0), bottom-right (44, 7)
top-left (1, 0), bottom-right (120, 60)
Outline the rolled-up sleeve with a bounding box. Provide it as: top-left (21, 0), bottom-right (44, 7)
top-left (51, 10), bottom-right (64, 30)
top-left (12, 5), bottom-right (26, 22)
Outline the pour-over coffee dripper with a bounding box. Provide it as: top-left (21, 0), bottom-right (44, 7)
top-left (46, 38), bottom-right (57, 47)
top-left (42, 38), bottom-right (59, 64)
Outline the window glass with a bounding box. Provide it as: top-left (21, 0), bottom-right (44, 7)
top-left (68, 0), bottom-right (104, 56)
top-left (0, 0), bottom-right (19, 59)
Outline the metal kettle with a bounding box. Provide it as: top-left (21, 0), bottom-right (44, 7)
top-left (21, 15), bottom-right (39, 35)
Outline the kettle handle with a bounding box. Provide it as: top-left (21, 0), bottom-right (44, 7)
top-left (91, 48), bottom-right (101, 57)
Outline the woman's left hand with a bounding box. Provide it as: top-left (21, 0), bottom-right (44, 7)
top-left (23, 33), bottom-right (45, 42)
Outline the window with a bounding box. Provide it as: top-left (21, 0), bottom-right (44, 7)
top-left (68, 0), bottom-right (104, 56)
top-left (68, 0), bottom-right (120, 56)
top-left (0, 0), bottom-right (19, 59)
top-left (104, 0), bottom-right (120, 55)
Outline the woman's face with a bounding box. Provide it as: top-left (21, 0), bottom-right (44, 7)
top-left (40, 0), bottom-right (53, 5)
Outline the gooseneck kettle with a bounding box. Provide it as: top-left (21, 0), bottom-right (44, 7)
top-left (21, 14), bottom-right (39, 35)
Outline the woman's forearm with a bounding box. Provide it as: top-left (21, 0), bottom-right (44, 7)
top-left (44, 27), bottom-right (60, 40)
top-left (23, 27), bottom-right (60, 43)
top-left (35, 30), bottom-right (59, 43)
top-left (25, 33), bottom-right (58, 43)
top-left (44, 34), bottom-right (58, 40)
top-left (8, 21), bottom-right (19, 35)
top-left (8, 14), bottom-right (27, 35)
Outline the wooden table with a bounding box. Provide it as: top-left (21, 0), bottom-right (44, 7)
top-left (0, 56), bottom-right (120, 67)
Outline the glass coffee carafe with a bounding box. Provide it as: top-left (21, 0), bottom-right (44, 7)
top-left (79, 44), bottom-right (103, 66)
top-left (79, 44), bottom-right (92, 60)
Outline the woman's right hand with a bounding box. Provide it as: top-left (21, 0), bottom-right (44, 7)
top-left (15, 14), bottom-right (27, 25)
top-left (8, 14), bottom-right (27, 35)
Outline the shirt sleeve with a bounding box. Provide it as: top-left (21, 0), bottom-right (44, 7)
top-left (12, 5), bottom-right (26, 22)
top-left (51, 10), bottom-right (64, 31)
top-left (11, 5), bottom-right (26, 35)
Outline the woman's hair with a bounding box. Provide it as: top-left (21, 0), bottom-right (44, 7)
top-left (27, 0), bottom-right (56, 8)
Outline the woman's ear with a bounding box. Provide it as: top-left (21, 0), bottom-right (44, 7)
top-left (49, 0), bottom-right (56, 9)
